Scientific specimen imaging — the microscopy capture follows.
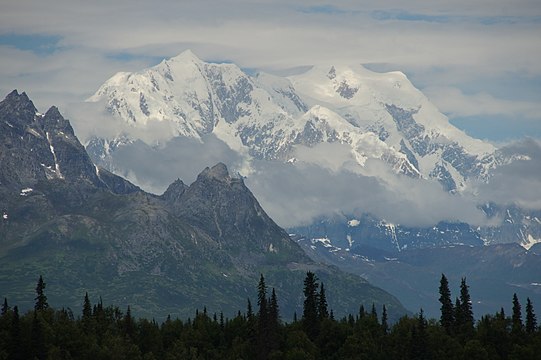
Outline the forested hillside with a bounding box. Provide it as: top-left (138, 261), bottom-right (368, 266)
top-left (1, 273), bottom-right (540, 359)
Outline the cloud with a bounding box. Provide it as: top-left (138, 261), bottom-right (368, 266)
top-left (65, 100), bottom-right (183, 145)
top-left (424, 86), bottom-right (541, 119)
top-left (96, 134), bottom-right (246, 195)
top-left (83, 132), bottom-right (489, 229)
top-left (245, 158), bottom-right (487, 228)
top-left (473, 138), bottom-right (541, 209)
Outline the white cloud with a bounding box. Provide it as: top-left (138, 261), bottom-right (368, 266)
top-left (473, 138), bottom-right (541, 209)
top-left (245, 159), bottom-right (487, 228)
top-left (424, 86), bottom-right (541, 119)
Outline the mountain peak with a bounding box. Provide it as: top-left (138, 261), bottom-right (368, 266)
top-left (44, 105), bottom-right (62, 119)
top-left (1, 89), bottom-right (37, 120)
top-left (199, 162), bottom-right (231, 181)
top-left (169, 49), bottom-right (202, 63)
top-left (161, 178), bottom-right (188, 203)
top-left (5, 89), bottom-right (32, 103)
top-left (6, 89), bottom-right (23, 99)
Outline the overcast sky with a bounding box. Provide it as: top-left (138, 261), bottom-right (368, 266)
top-left (1, 0), bottom-right (540, 142)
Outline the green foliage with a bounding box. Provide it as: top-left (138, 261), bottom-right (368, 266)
top-left (0, 273), bottom-right (539, 359)
top-left (525, 297), bottom-right (537, 335)
top-left (455, 277), bottom-right (474, 340)
top-left (439, 273), bottom-right (454, 334)
top-left (511, 293), bottom-right (523, 337)
top-left (302, 271), bottom-right (319, 340)
top-left (34, 275), bottom-right (48, 312)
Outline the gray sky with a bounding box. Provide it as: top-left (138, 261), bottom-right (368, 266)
top-left (1, 0), bottom-right (540, 142)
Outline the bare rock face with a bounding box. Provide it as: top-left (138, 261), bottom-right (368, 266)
top-left (0, 90), bottom-right (139, 194)
top-left (169, 163), bottom-right (307, 263)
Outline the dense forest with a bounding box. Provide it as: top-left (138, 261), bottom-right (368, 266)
top-left (1, 273), bottom-right (540, 359)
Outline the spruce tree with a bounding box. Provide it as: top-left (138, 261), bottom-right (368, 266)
top-left (371, 303), bottom-right (378, 322)
top-left (318, 283), bottom-right (329, 320)
top-left (256, 274), bottom-right (269, 360)
top-left (511, 293), bottom-right (523, 335)
top-left (31, 312), bottom-right (46, 359)
top-left (268, 288), bottom-right (280, 353)
top-left (82, 292), bottom-right (93, 333)
top-left (257, 274), bottom-right (267, 321)
top-left (246, 298), bottom-right (253, 320)
top-left (410, 309), bottom-right (428, 360)
top-left (454, 296), bottom-right (462, 329)
top-left (1, 297), bottom-right (8, 316)
top-left (269, 288), bottom-right (279, 326)
top-left (9, 306), bottom-right (21, 360)
top-left (381, 305), bottom-right (388, 334)
top-left (302, 271), bottom-right (319, 340)
top-left (458, 277), bottom-right (474, 335)
top-left (525, 297), bottom-right (537, 334)
top-left (83, 292), bottom-right (92, 319)
top-left (359, 304), bottom-right (366, 320)
top-left (438, 273), bottom-right (454, 334)
top-left (124, 305), bottom-right (134, 339)
top-left (34, 275), bottom-right (48, 311)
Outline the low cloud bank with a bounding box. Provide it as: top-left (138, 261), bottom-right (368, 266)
top-left (67, 106), bottom-right (540, 229)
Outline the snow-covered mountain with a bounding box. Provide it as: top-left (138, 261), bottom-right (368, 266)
top-left (86, 50), bottom-right (496, 191)
top-left (83, 50), bottom-right (541, 251)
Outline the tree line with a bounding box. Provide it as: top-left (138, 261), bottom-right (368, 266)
top-left (0, 273), bottom-right (540, 359)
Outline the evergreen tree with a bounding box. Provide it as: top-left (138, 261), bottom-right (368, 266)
top-left (358, 304), bottom-right (366, 320)
top-left (83, 292), bottom-right (92, 319)
top-left (371, 303), bottom-right (378, 322)
top-left (269, 288), bottom-right (279, 326)
top-left (438, 273), bottom-right (454, 334)
top-left (458, 277), bottom-right (474, 336)
top-left (257, 274), bottom-right (268, 322)
top-left (9, 306), bottom-right (22, 360)
top-left (268, 288), bottom-right (280, 353)
top-left (256, 274), bottom-right (269, 360)
top-left (1, 297), bottom-right (8, 316)
top-left (34, 275), bottom-right (48, 311)
top-left (511, 293), bottom-right (523, 335)
top-left (31, 312), bottom-right (46, 359)
top-left (246, 298), bottom-right (253, 320)
top-left (124, 305), bottom-right (135, 339)
top-left (82, 292), bottom-right (93, 334)
top-left (410, 309), bottom-right (428, 360)
top-left (525, 297), bottom-right (537, 334)
top-left (318, 283), bottom-right (329, 320)
top-left (302, 271), bottom-right (319, 340)
top-left (381, 305), bottom-right (388, 334)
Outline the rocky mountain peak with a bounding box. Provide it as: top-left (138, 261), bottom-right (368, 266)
top-left (0, 91), bottom-right (140, 193)
top-left (1, 90), bottom-right (37, 126)
top-left (161, 178), bottom-right (188, 203)
top-left (42, 105), bottom-right (76, 136)
top-left (198, 162), bottom-right (231, 182)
